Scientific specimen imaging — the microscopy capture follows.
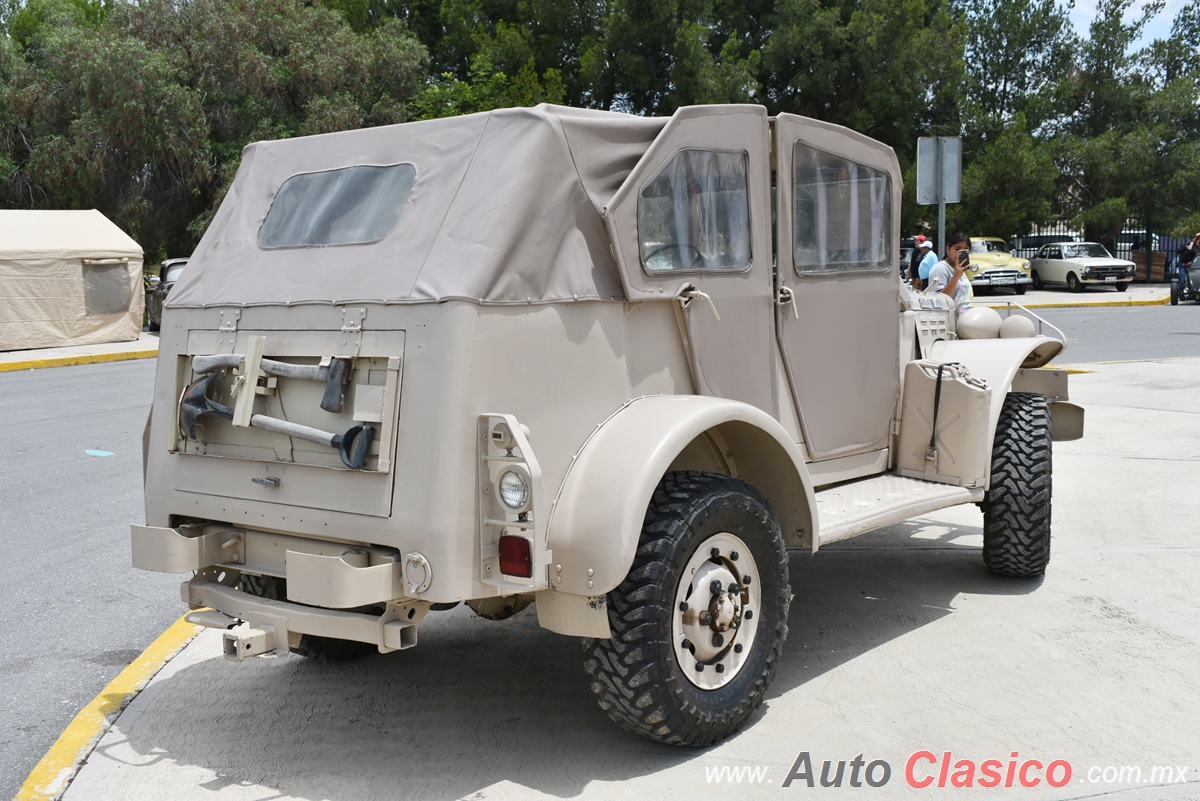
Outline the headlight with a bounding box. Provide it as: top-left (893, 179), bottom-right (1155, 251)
top-left (970, 263), bottom-right (979, 272)
top-left (497, 467), bottom-right (532, 512)
top-left (1022, 260), bottom-right (1030, 270)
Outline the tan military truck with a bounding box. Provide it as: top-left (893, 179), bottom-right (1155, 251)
top-left (133, 104), bottom-right (1083, 746)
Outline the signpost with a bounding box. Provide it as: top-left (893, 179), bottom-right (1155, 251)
top-left (916, 136), bottom-right (962, 257)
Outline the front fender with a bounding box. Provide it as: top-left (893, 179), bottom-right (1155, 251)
top-left (546, 395), bottom-right (816, 597)
top-left (928, 335), bottom-right (1074, 459)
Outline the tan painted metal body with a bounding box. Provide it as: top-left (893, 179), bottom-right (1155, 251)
top-left (133, 103), bottom-right (1080, 649)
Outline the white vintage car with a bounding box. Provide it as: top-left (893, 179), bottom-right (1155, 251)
top-left (1029, 241), bottom-right (1135, 292)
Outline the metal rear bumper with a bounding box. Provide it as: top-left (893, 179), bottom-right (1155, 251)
top-left (183, 577), bottom-right (426, 658)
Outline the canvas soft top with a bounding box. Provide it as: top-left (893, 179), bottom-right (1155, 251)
top-left (168, 105), bottom-right (668, 309)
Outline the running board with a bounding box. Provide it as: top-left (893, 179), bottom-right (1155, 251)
top-left (813, 475), bottom-right (984, 547)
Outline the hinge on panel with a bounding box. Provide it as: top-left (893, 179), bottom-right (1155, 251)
top-left (217, 308), bottom-right (241, 353)
top-left (340, 306), bottom-right (367, 357)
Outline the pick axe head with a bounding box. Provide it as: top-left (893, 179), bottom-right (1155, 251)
top-left (180, 374), bottom-right (234, 440)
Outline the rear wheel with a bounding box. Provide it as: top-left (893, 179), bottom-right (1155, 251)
top-left (982, 393), bottom-right (1052, 577)
top-left (1171, 280), bottom-right (1180, 305)
top-left (238, 574), bottom-right (377, 661)
top-left (583, 472), bottom-right (789, 746)
top-left (1067, 273), bottom-right (1083, 292)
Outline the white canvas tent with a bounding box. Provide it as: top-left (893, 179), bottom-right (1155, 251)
top-left (0, 209), bottom-right (144, 351)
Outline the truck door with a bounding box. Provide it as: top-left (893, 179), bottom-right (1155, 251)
top-left (773, 114), bottom-right (901, 462)
top-left (603, 105), bottom-right (776, 416)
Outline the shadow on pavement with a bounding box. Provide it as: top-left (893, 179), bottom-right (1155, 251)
top-left (108, 516), bottom-right (1044, 799)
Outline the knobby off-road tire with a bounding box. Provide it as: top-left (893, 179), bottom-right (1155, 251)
top-left (238, 574), bottom-right (377, 661)
top-left (981, 392), bottom-right (1052, 577)
top-left (582, 471), bottom-right (790, 746)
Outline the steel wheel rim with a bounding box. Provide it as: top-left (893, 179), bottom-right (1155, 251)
top-left (673, 532), bottom-right (762, 690)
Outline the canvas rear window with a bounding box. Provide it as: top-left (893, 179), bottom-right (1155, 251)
top-left (793, 144), bottom-right (891, 273)
top-left (258, 164), bottom-right (417, 249)
top-left (638, 149), bottom-right (751, 273)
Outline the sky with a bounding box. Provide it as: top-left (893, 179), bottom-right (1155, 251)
top-left (1068, 0), bottom-right (1183, 46)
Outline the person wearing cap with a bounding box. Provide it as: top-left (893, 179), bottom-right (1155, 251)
top-left (917, 239), bottom-right (937, 285)
top-left (908, 235), bottom-right (927, 289)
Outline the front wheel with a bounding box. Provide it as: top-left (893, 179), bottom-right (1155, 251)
top-left (1015, 285), bottom-right (1028, 296)
top-left (982, 392), bottom-right (1052, 577)
top-left (583, 472), bottom-right (789, 746)
top-left (1115, 281), bottom-right (1128, 292)
top-left (1171, 280), bottom-right (1180, 305)
top-left (1067, 272), bottom-right (1084, 292)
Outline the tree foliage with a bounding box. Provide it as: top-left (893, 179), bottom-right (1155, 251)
top-left (0, 0), bottom-right (1197, 254)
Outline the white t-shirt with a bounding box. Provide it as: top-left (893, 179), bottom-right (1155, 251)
top-left (926, 259), bottom-right (971, 314)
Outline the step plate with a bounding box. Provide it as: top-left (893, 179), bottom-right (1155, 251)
top-left (814, 474), bottom-right (984, 547)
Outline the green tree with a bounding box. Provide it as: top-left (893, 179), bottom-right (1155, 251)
top-left (762, 0), bottom-right (964, 161)
top-left (960, 0), bottom-right (1075, 142)
top-left (954, 114), bottom-right (1058, 235)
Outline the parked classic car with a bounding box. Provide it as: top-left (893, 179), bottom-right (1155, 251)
top-left (966, 237), bottom-right (1031, 294)
top-left (1029, 242), bottom-right (1135, 292)
top-left (1010, 232), bottom-right (1081, 260)
top-left (146, 258), bottom-right (188, 331)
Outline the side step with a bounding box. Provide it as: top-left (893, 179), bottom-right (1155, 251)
top-left (814, 474), bottom-right (984, 547)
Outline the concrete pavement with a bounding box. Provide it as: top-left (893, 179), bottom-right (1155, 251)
top-left (0, 331), bottom-right (159, 373)
top-left (18, 355), bottom-right (1199, 801)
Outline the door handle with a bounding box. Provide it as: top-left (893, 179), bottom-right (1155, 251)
top-left (777, 286), bottom-right (799, 319)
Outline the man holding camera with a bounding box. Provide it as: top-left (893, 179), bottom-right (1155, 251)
top-left (925, 232), bottom-right (972, 315)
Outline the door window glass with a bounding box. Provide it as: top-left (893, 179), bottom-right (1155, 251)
top-left (792, 144), bottom-right (890, 273)
top-left (638, 149), bottom-right (751, 273)
top-left (259, 164), bottom-right (416, 249)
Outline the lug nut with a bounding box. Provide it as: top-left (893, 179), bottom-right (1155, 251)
top-left (699, 612), bottom-right (712, 625)
top-left (734, 644), bottom-right (743, 653)
top-left (710, 579), bottom-right (722, 594)
top-left (743, 575), bottom-right (752, 585)
top-left (710, 547), bottom-right (720, 559)
top-left (744, 610), bottom-right (754, 620)
top-left (730, 551), bottom-right (739, 561)
top-left (715, 663), bottom-right (725, 673)
top-left (712, 633), bottom-right (724, 647)
top-left (695, 663), bottom-right (704, 672)
top-left (679, 601), bottom-right (688, 612)
top-left (682, 638), bottom-right (693, 653)
top-left (728, 582), bottom-right (738, 593)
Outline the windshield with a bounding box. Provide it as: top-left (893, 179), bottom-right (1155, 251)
top-left (970, 240), bottom-right (1008, 254)
top-left (1063, 243), bottom-right (1112, 259)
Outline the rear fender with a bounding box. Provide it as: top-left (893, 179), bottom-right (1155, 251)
top-left (546, 395), bottom-right (816, 599)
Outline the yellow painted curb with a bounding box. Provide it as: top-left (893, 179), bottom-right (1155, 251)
top-left (980, 295), bottom-right (1170, 310)
top-left (15, 615), bottom-right (202, 801)
top-left (0, 348), bottom-right (157, 373)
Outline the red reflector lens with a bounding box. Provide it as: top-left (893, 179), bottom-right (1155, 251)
top-left (498, 534), bottom-right (533, 578)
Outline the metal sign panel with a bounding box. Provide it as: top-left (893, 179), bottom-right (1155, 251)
top-left (916, 136), bottom-right (961, 205)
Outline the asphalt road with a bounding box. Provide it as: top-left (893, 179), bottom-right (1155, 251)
top-left (1033, 305), bottom-right (1200, 363)
top-left (1, 302), bottom-right (1196, 799)
top-left (0, 359), bottom-right (181, 800)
